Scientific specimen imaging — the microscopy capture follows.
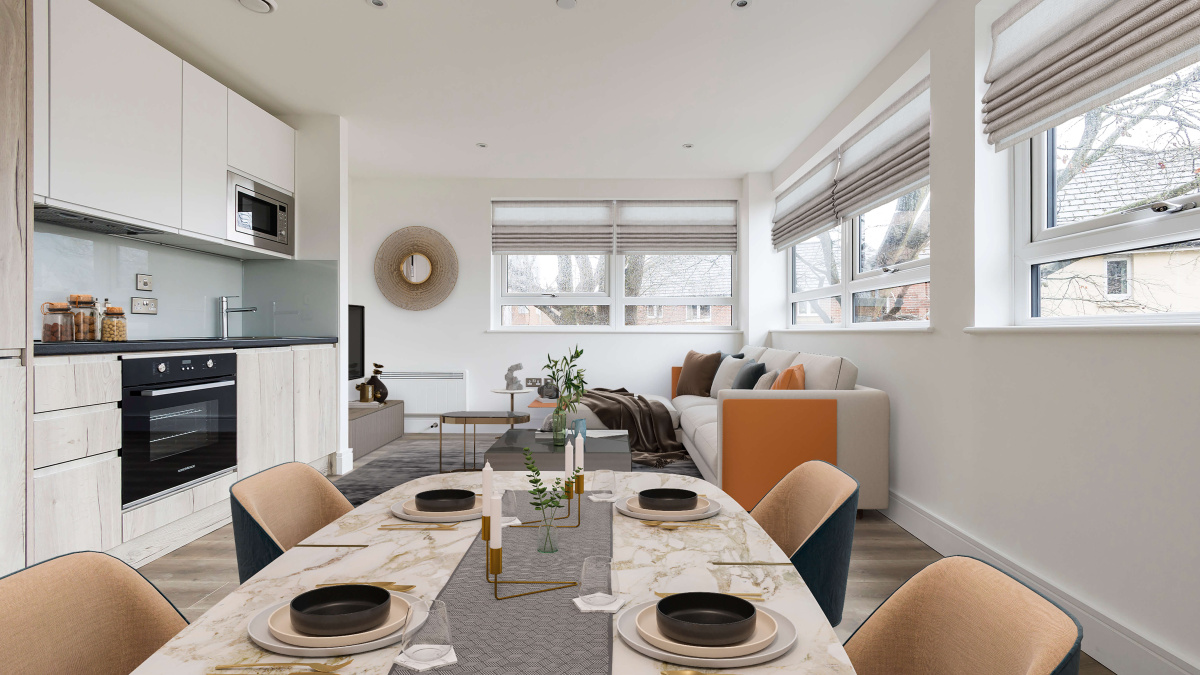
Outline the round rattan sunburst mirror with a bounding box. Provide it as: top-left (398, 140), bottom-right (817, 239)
top-left (374, 226), bottom-right (459, 310)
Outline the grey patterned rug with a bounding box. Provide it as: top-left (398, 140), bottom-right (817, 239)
top-left (335, 436), bottom-right (703, 506)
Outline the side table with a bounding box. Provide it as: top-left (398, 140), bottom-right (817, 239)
top-left (439, 411), bottom-right (531, 472)
top-left (489, 387), bottom-right (533, 428)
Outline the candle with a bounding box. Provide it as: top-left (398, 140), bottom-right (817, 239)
top-left (481, 462), bottom-right (493, 517)
top-left (490, 494), bottom-right (502, 548)
top-left (564, 438), bottom-right (573, 476)
top-left (575, 435), bottom-right (584, 472)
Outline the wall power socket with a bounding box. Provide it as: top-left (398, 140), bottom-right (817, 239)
top-left (525, 377), bottom-right (543, 387)
top-left (131, 297), bottom-right (158, 315)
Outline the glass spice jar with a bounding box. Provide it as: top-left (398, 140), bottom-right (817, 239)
top-left (68, 294), bottom-right (100, 341)
top-left (41, 302), bottom-right (76, 343)
top-left (101, 306), bottom-right (128, 342)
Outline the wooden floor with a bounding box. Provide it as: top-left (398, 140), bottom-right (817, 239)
top-left (140, 439), bottom-right (1115, 674)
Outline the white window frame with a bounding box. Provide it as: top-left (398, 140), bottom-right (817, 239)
top-left (494, 252), bottom-right (738, 332)
top-left (787, 183), bottom-right (932, 329)
top-left (1013, 133), bottom-right (1200, 326)
top-left (1104, 255), bottom-right (1131, 299)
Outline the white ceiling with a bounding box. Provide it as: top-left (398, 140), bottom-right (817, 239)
top-left (93, 0), bottom-right (935, 180)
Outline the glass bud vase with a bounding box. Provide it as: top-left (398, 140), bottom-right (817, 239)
top-left (551, 409), bottom-right (568, 446)
top-left (538, 516), bottom-right (558, 554)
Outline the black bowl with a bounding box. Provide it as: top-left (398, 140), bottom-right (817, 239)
top-left (655, 592), bottom-right (757, 646)
top-left (414, 489), bottom-right (477, 512)
top-left (290, 584), bottom-right (392, 637)
top-left (638, 488), bottom-right (699, 512)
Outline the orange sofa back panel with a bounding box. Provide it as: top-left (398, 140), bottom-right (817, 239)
top-left (671, 367), bottom-right (682, 399)
top-left (721, 399), bottom-right (837, 510)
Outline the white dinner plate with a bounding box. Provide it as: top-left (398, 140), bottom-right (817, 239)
top-left (389, 499), bottom-right (484, 523)
top-left (623, 496), bottom-right (712, 517)
top-left (634, 604), bottom-right (777, 658)
top-left (248, 591), bottom-right (427, 657)
top-left (615, 497), bottom-right (722, 522)
top-left (616, 601), bottom-right (796, 668)
top-left (267, 595), bottom-right (411, 648)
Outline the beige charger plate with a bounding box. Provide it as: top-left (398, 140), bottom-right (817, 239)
top-left (389, 496), bottom-right (484, 522)
top-left (634, 605), bottom-right (777, 658)
top-left (267, 595), bottom-right (411, 648)
top-left (624, 496), bottom-right (711, 517)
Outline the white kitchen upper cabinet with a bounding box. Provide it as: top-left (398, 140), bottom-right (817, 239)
top-left (228, 91), bottom-right (295, 194)
top-left (183, 63), bottom-right (229, 239)
top-left (49, 0), bottom-right (182, 228)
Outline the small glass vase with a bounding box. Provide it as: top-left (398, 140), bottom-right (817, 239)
top-left (551, 409), bottom-right (568, 446)
top-left (537, 514), bottom-right (558, 553)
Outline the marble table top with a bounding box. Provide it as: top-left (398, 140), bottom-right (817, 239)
top-left (132, 471), bottom-right (855, 674)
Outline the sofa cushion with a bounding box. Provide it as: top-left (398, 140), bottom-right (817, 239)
top-left (772, 364), bottom-right (806, 390)
top-left (680, 404), bottom-right (719, 438)
top-left (672, 395), bottom-right (715, 414)
top-left (754, 370), bottom-right (779, 390)
top-left (692, 422), bottom-right (722, 471)
top-left (732, 359), bottom-right (765, 389)
top-left (710, 356), bottom-right (746, 397)
top-left (758, 348), bottom-right (801, 373)
top-left (739, 345), bottom-right (767, 362)
top-left (788, 352), bottom-right (859, 390)
top-left (676, 350), bottom-right (722, 397)
top-left (643, 394), bottom-right (681, 428)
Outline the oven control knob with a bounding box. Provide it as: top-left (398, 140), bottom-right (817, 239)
top-left (206, 359), bottom-right (214, 368)
top-left (156, 363), bottom-right (167, 373)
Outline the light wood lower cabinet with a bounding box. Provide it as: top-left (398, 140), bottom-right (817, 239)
top-left (32, 402), bottom-right (121, 469)
top-left (33, 354), bottom-right (121, 413)
top-left (237, 347), bottom-right (295, 477)
top-left (0, 364), bottom-right (27, 575)
top-left (122, 489), bottom-right (191, 542)
top-left (32, 451), bottom-right (121, 563)
top-left (293, 345), bottom-right (337, 465)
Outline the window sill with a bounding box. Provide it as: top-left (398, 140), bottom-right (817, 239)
top-left (771, 325), bottom-right (933, 334)
top-left (964, 324), bottom-right (1200, 335)
top-left (486, 328), bottom-right (745, 335)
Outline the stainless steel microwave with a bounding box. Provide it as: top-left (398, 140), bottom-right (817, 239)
top-left (228, 171), bottom-right (294, 255)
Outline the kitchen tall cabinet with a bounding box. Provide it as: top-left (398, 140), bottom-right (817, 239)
top-left (0, 364), bottom-right (27, 575)
top-left (237, 347), bottom-right (296, 478)
top-left (47, 0), bottom-right (182, 228)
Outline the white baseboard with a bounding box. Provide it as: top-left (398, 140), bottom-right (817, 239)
top-left (883, 491), bottom-right (1197, 675)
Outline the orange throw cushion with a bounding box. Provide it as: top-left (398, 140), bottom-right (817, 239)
top-left (771, 364), bottom-right (806, 390)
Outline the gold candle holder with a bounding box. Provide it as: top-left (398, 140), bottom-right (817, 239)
top-left (483, 540), bottom-right (577, 600)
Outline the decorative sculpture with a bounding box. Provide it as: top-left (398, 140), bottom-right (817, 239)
top-left (366, 363), bottom-right (389, 403)
top-left (505, 363), bottom-right (524, 391)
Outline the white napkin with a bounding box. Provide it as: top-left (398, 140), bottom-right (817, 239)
top-left (394, 647), bottom-right (458, 671)
top-left (573, 594), bottom-right (627, 613)
top-left (499, 516), bottom-right (521, 527)
top-left (587, 493), bottom-right (617, 503)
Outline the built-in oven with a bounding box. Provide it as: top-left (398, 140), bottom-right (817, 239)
top-left (121, 353), bottom-right (238, 509)
top-left (228, 170), bottom-right (294, 256)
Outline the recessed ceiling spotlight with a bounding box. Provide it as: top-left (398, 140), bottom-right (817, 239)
top-left (731, 0), bottom-right (751, 8)
top-left (682, 143), bottom-right (694, 149)
top-left (365, 0), bottom-right (387, 7)
top-left (476, 143), bottom-right (488, 148)
top-left (236, 0), bottom-right (277, 13)
top-left (557, 0), bottom-right (577, 8)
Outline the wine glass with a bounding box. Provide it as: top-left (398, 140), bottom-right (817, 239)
top-left (502, 489), bottom-right (522, 524)
top-left (402, 599), bottom-right (452, 662)
top-left (579, 555), bottom-right (618, 606)
top-left (592, 469), bottom-right (615, 499)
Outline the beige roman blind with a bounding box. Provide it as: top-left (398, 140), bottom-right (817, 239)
top-left (615, 200), bottom-right (738, 253)
top-left (490, 201), bottom-right (615, 253)
top-left (772, 77), bottom-right (931, 250)
top-left (983, 0), bottom-right (1200, 150)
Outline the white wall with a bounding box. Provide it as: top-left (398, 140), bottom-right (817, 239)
top-left (769, 1), bottom-right (1200, 673)
top-left (349, 177), bottom-right (744, 432)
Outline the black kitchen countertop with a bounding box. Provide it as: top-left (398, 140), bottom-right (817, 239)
top-left (34, 336), bottom-right (337, 356)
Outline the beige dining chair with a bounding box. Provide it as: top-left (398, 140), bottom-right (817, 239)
top-left (231, 462), bottom-right (354, 582)
top-left (845, 556), bottom-right (1083, 675)
top-left (0, 551), bottom-right (187, 675)
top-left (749, 460), bottom-right (858, 625)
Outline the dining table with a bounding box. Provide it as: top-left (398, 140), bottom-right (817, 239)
top-left (131, 470), bottom-right (856, 674)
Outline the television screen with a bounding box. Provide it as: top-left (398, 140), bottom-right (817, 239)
top-left (348, 304), bottom-right (364, 380)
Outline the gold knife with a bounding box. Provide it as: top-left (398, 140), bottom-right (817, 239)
top-left (294, 543), bottom-right (368, 548)
top-left (710, 561), bottom-right (792, 566)
top-left (316, 582), bottom-right (415, 592)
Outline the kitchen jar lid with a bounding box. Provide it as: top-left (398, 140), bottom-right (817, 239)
top-left (69, 294), bottom-right (95, 305)
top-left (43, 302), bottom-right (71, 313)
top-left (105, 306), bottom-right (125, 315)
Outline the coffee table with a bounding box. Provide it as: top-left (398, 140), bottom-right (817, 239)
top-left (439, 411), bottom-right (531, 473)
top-left (483, 428), bottom-right (632, 472)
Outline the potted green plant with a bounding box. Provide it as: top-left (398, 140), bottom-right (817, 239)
top-left (543, 346), bottom-right (586, 447)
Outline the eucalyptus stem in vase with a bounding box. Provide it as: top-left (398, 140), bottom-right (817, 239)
top-left (544, 346), bottom-right (587, 447)
top-left (524, 448), bottom-right (567, 553)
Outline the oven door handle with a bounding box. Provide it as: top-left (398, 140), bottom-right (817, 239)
top-left (134, 380), bottom-right (236, 396)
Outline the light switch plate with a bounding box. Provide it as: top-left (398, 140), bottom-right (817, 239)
top-left (525, 377), bottom-right (543, 387)
top-left (131, 297), bottom-right (158, 315)
top-left (136, 273), bottom-right (153, 291)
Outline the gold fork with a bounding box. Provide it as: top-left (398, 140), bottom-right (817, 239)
top-left (316, 582), bottom-right (415, 592)
top-left (639, 521), bottom-right (721, 530)
top-left (213, 658), bottom-right (352, 672)
top-left (380, 522), bottom-right (458, 530)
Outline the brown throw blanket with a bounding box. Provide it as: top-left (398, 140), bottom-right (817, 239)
top-left (580, 388), bottom-right (688, 468)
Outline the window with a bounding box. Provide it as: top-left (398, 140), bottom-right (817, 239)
top-left (787, 185), bottom-right (932, 328)
top-left (493, 201), bottom-right (737, 330)
top-left (1015, 62), bottom-right (1200, 324)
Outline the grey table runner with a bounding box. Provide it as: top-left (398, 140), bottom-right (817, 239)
top-left (391, 492), bottom-right (613, 674)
